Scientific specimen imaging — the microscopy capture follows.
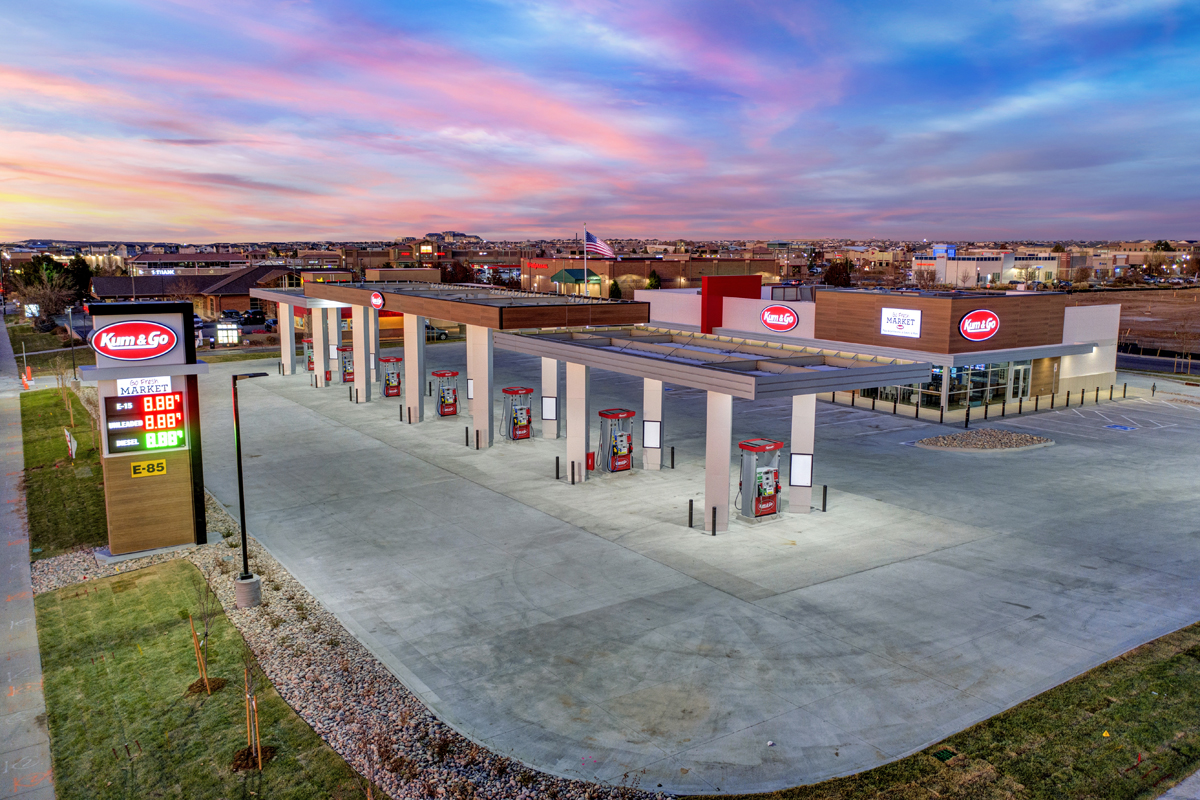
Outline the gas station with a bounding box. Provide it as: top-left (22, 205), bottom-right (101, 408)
top-left (181, 278), bottom-right (1187, 796)
top-left (251, 281), bottom-right (931, 531)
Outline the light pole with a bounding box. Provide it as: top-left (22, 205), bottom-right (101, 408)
top-left (232, 372), bottom-right (269, 607)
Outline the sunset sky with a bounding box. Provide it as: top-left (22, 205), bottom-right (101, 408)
top-left (1, 0), bottom-right (1197, 241)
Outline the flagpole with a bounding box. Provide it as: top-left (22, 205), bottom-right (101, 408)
top-left (582, 224), bottom-right (587, 298)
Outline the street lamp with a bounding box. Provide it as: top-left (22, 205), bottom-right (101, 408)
top-left (232, 372), bottom-right (269, 608)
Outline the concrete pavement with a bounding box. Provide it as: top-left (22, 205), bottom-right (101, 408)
top-left (196, 344), bottom-right (1200, 794)
top-left (0, 320), bottom-right (55, 799)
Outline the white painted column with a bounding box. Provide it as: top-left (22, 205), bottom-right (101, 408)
top-left (279, 303), bottom-right (296, 375)
top-left (566, 362), bottom-right (590, 482)
top-left (642, 378), bottom-right (662, 470)
top-left (940, 368), bottom-right (950, 410)
top-left (311, 308), bottom-right (329, 387)
top-left (788, 393), bottom-right (815, 514)
top-left (1004, 361), bottom-right (1015, 402)
top-left (466, 324), bottom-right (494, 448)
top-left (403, 314), bottom-right (426, 423)
top-left (369, 308), bottom-right (381, 384)
top-left (351, 304), bottom-right (370, 402)
top-left (704, 391), bottom-right (732, 532)
top-left (327, 307), bottom-right (342, 372)
top-left (541, 357), bottom-right (559, 439)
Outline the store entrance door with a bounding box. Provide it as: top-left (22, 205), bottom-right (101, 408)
top-left (1012, 364), bottom-right (1031, 399)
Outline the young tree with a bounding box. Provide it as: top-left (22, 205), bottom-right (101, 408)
top-left (1072, 266), bottom-right (1093, 285)
top-left (1051, 243), bottom-right (1066, 253)
top-left (13, 271), bottom-right (73, 327)
top-left (645, 269), bottom-right (661, 290)
top-left (823, 260), bottom-right (852, 287)
top-left (1152, 240), bottom-right (1173, 252)
top-left (607, 280), bottom-right (623, 299)
top-left (913, 268), bottom-right (937, 290)
top-left (64, 255), bottom-right (93, 301)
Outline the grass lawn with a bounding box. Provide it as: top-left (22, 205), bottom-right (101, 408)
top-left (705, 622), bottom-right (1200, 800)
top-left (6, 320), bottom-right (71, 354)
top-left (36, 559), bottom-right (368, 799)
top-left (21, 388), bottom-right (108, 559)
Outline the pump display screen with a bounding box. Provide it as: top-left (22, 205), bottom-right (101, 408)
top-left (105, 391), bottom-right (187, 453)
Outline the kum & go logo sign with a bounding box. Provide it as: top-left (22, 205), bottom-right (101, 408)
top-left (91, 320), bottom-right (178, 361)
top-left (960, 309), bottom-right (1000, 341)
top-left (760, 305), bottom-right (799, 332)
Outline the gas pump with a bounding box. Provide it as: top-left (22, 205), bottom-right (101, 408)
top-left (432, 370), bottom-right (459, 416)
top-left (736, 439), bottom-right (785, 519)
top-left (597, 409), bottom-right (635, 473)
top-left (302, 338), bottom-right (314, 373)
top-left (337, 346), bottom-right (353, 383)
top-left (501, 387), bottom-right (534, 440)
top-left (379, 356), bottom-right (402, 397)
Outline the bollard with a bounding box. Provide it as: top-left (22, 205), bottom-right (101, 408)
top-left (671, 446), bottom-right (675, 469)
top-left (476, 430), bottom-right (480, 450)
top-left (983, 403), bottom-right (988, 420)
top-left (571, 461), bottom-right (575, 485)
top-left (688, 499), bottom-right (693, 528)
top-left (1001, 400), bottom-right (1006, 417)
top-left (428, 381), bottom-right (432, 397)
top-left (1123, 382), bottom-right (1127, 398)
top-left (465, 426), bottom-right (470, 447)
top-left (1066, 390), bottom-right (1070, 406)
top-left (872, 397), bottom-right (876, 411)
top-left (821, 485), bottom-right (828, 512)
top-left (1152, 382), bottom-right (1157, 397)
top-left (711, 507), bottom-right (717, 537)
top-left (1110, 384), bottom-right (1114, 401)
top-left (939, 406), bottom-right (944, 424)
top-left (914, 401), bottom-right (919, 419)
top-left (1035, 395), bottom-right (1039, 411)
top-left (851, 392), bottom-right (855, 407)
top-left (556, 456), bottom-right (560, 480)
top-left (893, 397), bottom-right (898, 414)
top-left (1051, 394), bottom-right (1055, 409)
top-left (1019, 396), bottom-right (1023, 414)
top-left (964, 404), bottom-right (970, 429)
top-left (349, 386), bottom-right (353, 402)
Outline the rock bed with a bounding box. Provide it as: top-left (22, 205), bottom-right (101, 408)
top-left (916, 428), bottom-right (1052, 450)
top-left (32, 492), bottom-right (668, 800)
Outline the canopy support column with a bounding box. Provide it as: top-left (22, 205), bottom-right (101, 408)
top-left (566, 362), bottom-right (590, 482)
top-left (642, 378), bottom-right (662, 470)
top-left (279, 303), bottom-right (296, 375)
top-left (541, 357), bottom-right (559, 439)
top-left (788, 393), bottom-right (814, 514)
top-left (403, 314), bottom-right (426, 423)
top-left (466, 324), bottom-right (494, 448)
top-left (352, 305), bottom-right (370, 402)
top-left (311, 308), bottom-right (329, 387)
top-left (704, 391), bottom-right (731, 532)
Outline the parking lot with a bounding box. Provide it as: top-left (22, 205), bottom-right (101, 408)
top-left (196, 346), bottom-right (1200, 794)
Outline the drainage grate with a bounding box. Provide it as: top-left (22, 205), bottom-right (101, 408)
top-left (932, 748), bottom-right (956, 762)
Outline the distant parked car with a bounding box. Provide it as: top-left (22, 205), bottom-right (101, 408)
top-left (264, 318), bottom-right (278, 332)
top-left (426, 323), bottom-right (449, 340)
top-left (240, 310), bottom-right (266, 326)
top-left (193, 314), bottom-right (204, 327)
top-left (221, 310), bottom-right (242, 320)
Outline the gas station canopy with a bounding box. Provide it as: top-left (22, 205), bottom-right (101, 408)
top-left (494, 326), bottom-right (934, 399)
top-left (301, 282), bottom-right (647, 329)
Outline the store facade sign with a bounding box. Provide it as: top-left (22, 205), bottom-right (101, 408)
top-left (760, 305), bottom-right (799, 333)
top-left (91, 320), bottom-right (178, 361)
top-left (370, 292), bottom-right (385, 310)
top-left (880, 307), bottom-right (922, 339)
top-left (959, 309), bottom-right (1000, 341)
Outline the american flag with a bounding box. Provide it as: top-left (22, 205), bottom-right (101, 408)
top-left (585, 230), bottom-right (616, 259)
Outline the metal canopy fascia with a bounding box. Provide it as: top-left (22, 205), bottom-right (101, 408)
top-left (713, 326), bottom-right (1098, 368)
top-left (494, 328), bottom-right (933, 399)
top-left (250, 287), bottom-right (349, 309)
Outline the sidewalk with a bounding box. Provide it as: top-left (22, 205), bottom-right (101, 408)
top-left (0, 319), bottom-right (55, 798)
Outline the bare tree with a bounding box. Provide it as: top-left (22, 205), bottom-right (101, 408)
top-left (913, 268), bottom-right (937, 290)
top-left (1072, 266), bottom-right (1092, 285)
top-left (12, 272), bottom-right (73, 327)
top-left (192, 566), bottom-right (221, 677)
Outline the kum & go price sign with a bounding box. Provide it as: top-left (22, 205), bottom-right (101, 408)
top-left (105, 391), bottom-right (187, 454)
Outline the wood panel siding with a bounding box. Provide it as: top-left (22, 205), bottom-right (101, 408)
top-left (813, 292), bottom-right (1066, 355)
top-left (102, 449), bottom-right (196, 555)
top-left (1030, 356), bottom-right (1060, 395)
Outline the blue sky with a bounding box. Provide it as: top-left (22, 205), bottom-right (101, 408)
top-left (0, 0), bottom-right (1196, 240)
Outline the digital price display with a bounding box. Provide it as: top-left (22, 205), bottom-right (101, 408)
top-left (105, 391), bottom-right (188, 454)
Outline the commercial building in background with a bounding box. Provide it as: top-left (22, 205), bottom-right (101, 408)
top-left (912, 251), bottom-right (1061, 287)
top-left (637, 285), bottom-right (1119, 410)
top-left (520, 256), bottom-right (784, 297)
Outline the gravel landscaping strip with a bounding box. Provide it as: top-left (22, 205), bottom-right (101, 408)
top-left (916, 428), bottom-right (1052, 450)
top-left (33, 491), bottom-right (669, 800)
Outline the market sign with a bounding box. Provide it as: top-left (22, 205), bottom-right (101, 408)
top-left (760, 305), bottom-right (799, 333)
top-left (959, 309), bottom-right (1000, 341)
top-left (91, 320), bottom-right (178, 361)
top-left (370, 291), bottom-right (385, 310)
top-left (880, 307), bottom-right (922, 339)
